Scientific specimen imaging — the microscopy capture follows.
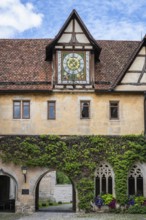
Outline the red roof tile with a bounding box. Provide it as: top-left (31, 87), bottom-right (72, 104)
top-left (95, 40), bottom-right (140, 91)
top-left (0, 39), bottom-right (140, 91)
top-left (0, 39), bottom-right (52, 91)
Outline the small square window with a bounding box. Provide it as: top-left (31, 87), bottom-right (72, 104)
top-left (109, 101), bottom-right (119, 120)
top-left (48, 101), bottom-right (56, 119)
top-left (80, 101), bottom-right (90, 119)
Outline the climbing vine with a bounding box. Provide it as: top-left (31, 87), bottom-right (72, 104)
top-left (0, 135), bottom-right (146, 211)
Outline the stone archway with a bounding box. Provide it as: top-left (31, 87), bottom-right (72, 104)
top-left (0, 169), bottom-right (17, 212)
top-left (34, 170), bottom-right (76, 212)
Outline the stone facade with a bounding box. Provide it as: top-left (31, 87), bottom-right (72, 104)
top-left (39, 172), bottom-right (56, 202)
top-left (53, 185), bottom-right (72, 203)
top-left (0, 93), bottom-right (144, 136)
top-left (0, 161), bottom-right (74, 213)
top-left (1, 10), bottom-right (146, 214)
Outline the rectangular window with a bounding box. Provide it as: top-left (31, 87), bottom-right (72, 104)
top-left (13, 101), bottom-right (21, 119)
top-left (22, 101), bottom-right (30, 119)
top-left (80, 101), bottom-right (90, 119)
top-left (13, 100), bottom-right (30, 119)
top-left (48, 101), bottom-right (56, 119)
top-left (109, 101), bottom-right (119, 120)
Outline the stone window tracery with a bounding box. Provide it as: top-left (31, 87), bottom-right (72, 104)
top-left (128, 165), bottom-right (143, 195)
top-left (95, 163), bottom-right (113, 196)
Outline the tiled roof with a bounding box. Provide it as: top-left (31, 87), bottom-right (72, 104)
top-left (95, 40), bottom-right (140, 91)
top-left (0, 39), bottom-right (140, 91)
top-left (0, 39), bottom-right (52, 91)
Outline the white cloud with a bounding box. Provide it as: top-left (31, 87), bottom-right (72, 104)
top-left (0, 0), bottom-right (43, 38)
top-left (1, 0), bottom-right (146, 40)
top-left (105, 0), bottom-right (146, 15)
top-left (91, 19), bottom-right (144, 40)
top-left (75, 0), bottom-right (146, 40)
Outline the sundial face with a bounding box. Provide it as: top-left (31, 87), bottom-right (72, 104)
top-left (63, 53), bottom-right (84, 75)
top-left (57, 51), bottom-right (90, 84)
top-left (62, 52), bottom-right (86, 82)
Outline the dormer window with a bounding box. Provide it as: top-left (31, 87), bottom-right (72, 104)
top-left (45, 10), bottom-right (101, 88)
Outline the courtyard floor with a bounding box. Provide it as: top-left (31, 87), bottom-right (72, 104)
top-left (0, 212), bottom-right (146, 220)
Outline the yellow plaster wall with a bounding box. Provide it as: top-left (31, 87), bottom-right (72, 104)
top-left (0, 92), bottom-right (144, 135)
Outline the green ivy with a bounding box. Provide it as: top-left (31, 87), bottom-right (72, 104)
top-left (0, 135), bottom-right (146, 211)
top-left (101, 194), bottom-right (113, 205)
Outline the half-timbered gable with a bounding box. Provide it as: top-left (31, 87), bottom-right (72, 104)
top-left (115, 36), bottom-right (146, 91)
top-left (46, 10), bottom-right (101, 89)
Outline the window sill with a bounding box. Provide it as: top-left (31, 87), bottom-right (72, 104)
top-left (13, 118), bottom-right (30, 120)
top-left (48, 119), bottom-right (56, 120)
top-left (80, 118), bottom-right (90, 120)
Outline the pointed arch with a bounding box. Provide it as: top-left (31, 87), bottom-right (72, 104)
top-left (95, 163), bottom-right (114, 196)
top-left (128, 164), bottom-right (143, 195)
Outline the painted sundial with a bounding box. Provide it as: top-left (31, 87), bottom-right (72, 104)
top-left (62, 52), bottom-right (86, 81)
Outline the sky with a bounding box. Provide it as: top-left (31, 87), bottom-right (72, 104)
top-left (0, 0), bottom-right (146, 40)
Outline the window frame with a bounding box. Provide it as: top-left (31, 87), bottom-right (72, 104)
top-left (95, 163), bottom-right (113, 196)
top-left (13, 100), bottom-right (21, 119)
top-left (80, 100), bottom-right (90, 119)
top-left (128, 165), bottom-right (143, 196)
top-left (48, 101), bottom-right (56, 120)
top-left (109, 101), bottom-right (119, 120)
top-left (13, 100), bottom-right (30, 119)
top-left (22, 101), bottom-right (30, 119)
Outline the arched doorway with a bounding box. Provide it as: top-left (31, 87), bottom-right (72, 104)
top-left (0, 170), bottom-right (17, 212)
top-left (35, 170), bottom-right (76, 212)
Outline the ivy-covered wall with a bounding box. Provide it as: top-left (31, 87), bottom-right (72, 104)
top-left (0, 135), bottom-right (146, 211)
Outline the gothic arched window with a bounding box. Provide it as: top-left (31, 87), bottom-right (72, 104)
top-left (95, 163), bottom-right (113, 196)
top-left (128, 165), bottom-right (143, 196)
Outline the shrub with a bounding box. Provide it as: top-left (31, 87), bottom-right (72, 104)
top-left (56, 171), bottom-right (71, 184)
top-left (135, 196), bottom-right (144, 206)
top-left (114, 208), bottom-right (121, 213)
top-left (126, 204), bottom-right (146, 214)
top-left (101, 194), bottom-right (114, 205)
top-left (58, 201), bottom-right (62, 204)
top-left (127, 195), bottom-right (135, 206)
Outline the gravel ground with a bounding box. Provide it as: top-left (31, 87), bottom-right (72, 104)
top-left (2, 212), bottom-right (145, 220)
top-left (19, 212), bottom-right (146, 220)
top-left (0, 213), bottom-right (25, 220)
